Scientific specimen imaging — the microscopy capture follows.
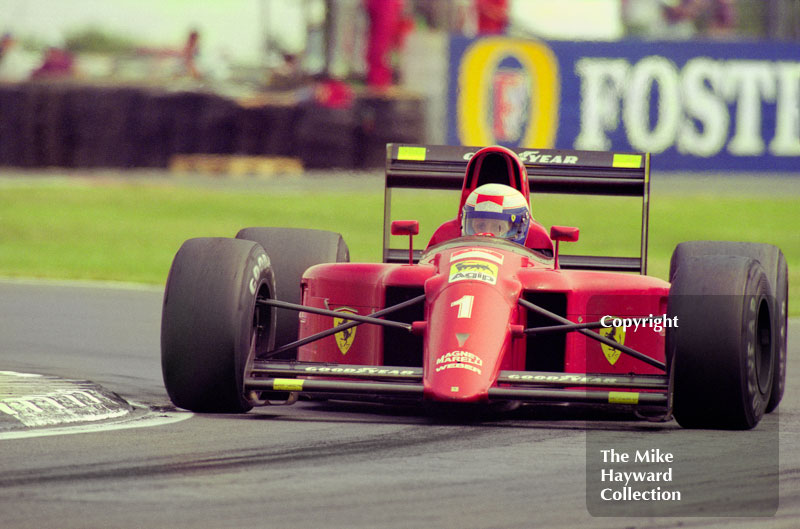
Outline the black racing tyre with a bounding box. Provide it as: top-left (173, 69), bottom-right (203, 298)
top-left (768, 251), bottom-right (788, 412)
top-left (161, 238), bottom-right (276, 413)
top-left (667, 255), bottom-right (774, 429)
top-left (669, 241), bottom-right (787, 412)
top-left (235, 227), bottom-right (349, 357)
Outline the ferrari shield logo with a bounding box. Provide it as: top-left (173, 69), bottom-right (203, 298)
top-left (333, 307), bottom-right (357, 355)
top-left (599, 323), bottom-right (626, 366)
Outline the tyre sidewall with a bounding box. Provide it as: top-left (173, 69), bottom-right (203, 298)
top-left (161, 238), bottom-right (275, 412)
top-left (737, 266), bottom-right (773, 426)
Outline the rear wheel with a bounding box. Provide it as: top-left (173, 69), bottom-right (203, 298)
top-left (667, 255), bottom-right (774, 429)
top-left (161, 237), bottom-right (276, 413)
top-left (236, 227), bottom-right (349, 356)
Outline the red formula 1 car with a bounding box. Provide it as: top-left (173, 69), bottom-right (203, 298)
top-left (161, 144), bottom-right (788, 430)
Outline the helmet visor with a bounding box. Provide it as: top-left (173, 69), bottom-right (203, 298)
top-left (464, 211), bottom-right (518, 239)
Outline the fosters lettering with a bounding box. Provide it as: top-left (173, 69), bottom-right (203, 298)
top-left (575, 56), bottom-right (800, 157)
top-left (449, 36), bottom-right (800, 171)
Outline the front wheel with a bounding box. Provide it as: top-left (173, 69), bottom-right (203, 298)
top-left (161, 237), bottom-right (276, 413)
top-left (667, 255), bottom-right (774, 429)
top-left (669, 241), bottom-right (787, 413)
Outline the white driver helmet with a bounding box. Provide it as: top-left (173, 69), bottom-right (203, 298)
top-left (462, 183), bottom-right (531, 245)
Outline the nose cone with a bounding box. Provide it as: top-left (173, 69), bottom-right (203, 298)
top-left (423, 281), bottom-right (513, 402)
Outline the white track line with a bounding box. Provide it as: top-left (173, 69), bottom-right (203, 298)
top-left (0, 276), bottom-right (164, 292)
top-left (0, 404), bottom-right (192, 440)
top-left (0, 370), bottom-right (192, 440)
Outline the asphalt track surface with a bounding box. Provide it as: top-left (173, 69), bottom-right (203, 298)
top-left (1, 171), bottom-right (798, 528)
top-left (0, 278), bottom-right (798, 529)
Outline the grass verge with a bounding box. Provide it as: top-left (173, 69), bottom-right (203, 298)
top-left (1, 178), bottom-right (797, 315)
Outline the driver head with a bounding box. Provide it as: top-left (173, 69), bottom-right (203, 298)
top-left (462, 183), bottom-right (531, 245)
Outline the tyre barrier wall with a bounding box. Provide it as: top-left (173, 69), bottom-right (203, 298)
top-left (0, 83), bottom-right (425, 170)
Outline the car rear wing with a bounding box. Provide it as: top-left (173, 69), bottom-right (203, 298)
top-left (382, 144), bottom-right (651, 274)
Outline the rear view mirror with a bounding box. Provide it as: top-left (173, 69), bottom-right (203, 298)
top-left (391, 220), bottom-right (419, 236)
top-left (550, 226), bottom-right (579, 269)
top-left (391, 220), bottom-right (419, 264)
top-left (550, 225), bottom-right (580, 242)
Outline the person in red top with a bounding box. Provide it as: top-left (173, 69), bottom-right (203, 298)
top-left (30, 46), bottom-right (74, 80)
top-left (476, 0), bottom-right (509, 35)
top-left (664, 0), bottom-right (736, 37)
top-left (364, 0), bottom-right (406, 88)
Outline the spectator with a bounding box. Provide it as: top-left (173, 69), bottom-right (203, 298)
top-left (364, 0), bottom-right (410, 89)
top-left (326, 0), bottom-right (364, 80)
top-left (622, 0), bottom-right (736, 39)
top-left (0, 32), bottom-right (12, 62)
top-left (0, 32), bottom-right (35, 82)
top-left (622, 0), bottom-right (671, 37)
top-left (664, 0), bottom-right (736, 37)
top-left (30, 46), bottom-right (74, 80)
top-left (476, 0), bottom-right (509, 35)
top-left (181, 29), bottom-right (202, 79)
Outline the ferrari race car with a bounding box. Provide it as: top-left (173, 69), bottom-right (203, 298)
top-left (161, 144), bottom-right (788, 430)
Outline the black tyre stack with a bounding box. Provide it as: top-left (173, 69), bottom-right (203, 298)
top-left (0, 84), bottom-right (25, 166)
top-left (236, 103), bottom-right (299, 157)
top-left (0, 83), bottom-right (425, 169)
top-left (294, 102), bottom-right (358, 168)
top-left (356, 93), bottom-right (425, 168)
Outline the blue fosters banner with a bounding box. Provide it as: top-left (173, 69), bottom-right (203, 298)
top-left (448, 37), bottom-right (800, 172)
